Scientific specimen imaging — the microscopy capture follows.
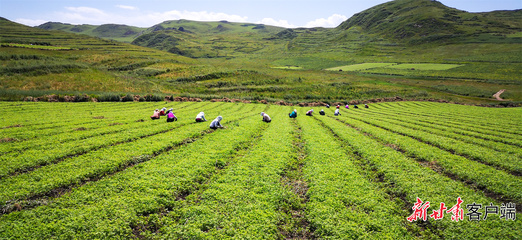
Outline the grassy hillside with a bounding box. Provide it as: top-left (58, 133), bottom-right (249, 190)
top-left (132, 20), bottom-right (286, 58)
top-left (0, 18), bottom-right (199, 99)
top-left (1, 0), bottom-right (522, 105)
top-left (338, 0), bottom-right (521, 42)
top-left (38, 22), bottom-right (147, 43)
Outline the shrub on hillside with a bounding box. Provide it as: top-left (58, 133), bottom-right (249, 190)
top-left (98, 94), bottom-right (121, 102)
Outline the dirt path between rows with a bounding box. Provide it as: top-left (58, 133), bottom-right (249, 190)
top-left (493, 89), bottom-right (506, 101)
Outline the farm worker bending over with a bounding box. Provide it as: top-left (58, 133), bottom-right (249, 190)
top-left (336, 105), bottom-right (340, 109)
top-left (261, 112), bottom-right (271, 122)
top-left (334, 109), bottom-right (341, 116)
top-left (306, 109), bottom-right (314, 116)
top-left (151, 109), bottom-right (160, 120)
top-left (354, 105), bottom-right (359, 109)
top-left (166, 108), bottom-right (173, 114)
top-left (167, 111), bottom-right (177, 122)
top-left (196, 112), bottom-right (207, 122)
top-left (210, 116), bottom-right (224, 129)
top-left (319, 109), bottom-right (325, 115)
top-left (345, 105), bottom-right (349, 109)
top-left (289, 109), bottom-right (297, 118)
top-left (160, 107), bottom-right (167, 116)
top-left (326, 104), bottom-right (330, 108)
top-left (365, 104), bottom-right (369, 108)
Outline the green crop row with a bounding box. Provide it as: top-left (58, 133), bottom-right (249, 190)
top-left (156, 107), bottom-right (298, 238)
top-left (314, 115), bottom-right (522, 239)
top-left (342, 113), bottom-right (522, 174)
top-left (0, 113), bottom-right (269, 239)
top-left (333, 113), bottom-right (522, 204)
top-left (374, 102), bottom-right (522, 134)
top-left (361, 106), bottom-right (522, 147)
top-left (0, 102), bottom-right (225, 174)
top-left (366, 103), bottom-right (522, 141)
top-left (0, 102), bottom-right (203, 153)
top-left (297, 114), bottom-right (413, 239)
top-left (349, 110), bottom-right (522, 156)
top-left (0, 101), bottom-right (167, 130)
top-left (0, 103), bottom-right (257, 204)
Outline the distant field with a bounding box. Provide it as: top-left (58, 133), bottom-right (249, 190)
top-left (507, 32), bottom-right (522, 38)
top-left (387, 63), bottom-right (464, 70)
top-left (326, 63), bottom-right (463, 71)
top-left (271, 66), bottom-right (303, 70)
top-left (0, 43), bottom-right (73, 50)
top-left (325, 63), bottom-right (396, 71)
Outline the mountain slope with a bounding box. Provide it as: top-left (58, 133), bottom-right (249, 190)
top-left (38, 22), bottom-right (147, 42)
top-left (337, 0), bottom-right (521, 42)
top-left (131, 20), bottom-right (287, 58)
top-left (0, 17), bottom-right (197, 98)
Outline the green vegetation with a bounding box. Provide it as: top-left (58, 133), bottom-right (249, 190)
top-left (1, 0), bottom-right (521, 106)
top-left (387, 63), bottom-right (463, 70)
top-left (0, 101), bottom-right (521, 239)
top-left (326, 63), bottom-right (397, 71)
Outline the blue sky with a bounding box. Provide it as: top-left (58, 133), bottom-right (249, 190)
top-left (1, 0), bottom-right (521, 28)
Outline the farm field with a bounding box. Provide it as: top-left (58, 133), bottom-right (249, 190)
top-left (325, 63), bottom-right (464, 72)
top-left (0, 101), bottom-right (521, 239)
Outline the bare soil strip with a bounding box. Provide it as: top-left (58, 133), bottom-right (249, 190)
top-left (278, 119), bottom-right (313, 239)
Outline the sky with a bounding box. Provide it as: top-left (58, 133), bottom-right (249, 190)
top-left (1, 0), bottom-right (521, 28)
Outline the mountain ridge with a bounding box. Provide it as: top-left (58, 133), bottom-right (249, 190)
top-left (0, 0), bottom-right (520, 105)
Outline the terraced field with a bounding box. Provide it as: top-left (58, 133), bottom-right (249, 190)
top-left (0, 101), bottom-right (520, 239)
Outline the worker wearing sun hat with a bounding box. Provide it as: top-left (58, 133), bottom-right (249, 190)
top-left (195, 112), bottom-right (207, 122)
top-left (167, 111), bottom-right (177, 122)
top-left (210, 116), bottom-right (224, 129)
top-left (261, 112), bottom-right (271, 122)
top-left (151, 109), bottom-right (160, 120)
top-left (289, 109), bottom-right (297, 118)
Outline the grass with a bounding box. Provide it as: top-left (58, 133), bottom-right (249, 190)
top-left (0, 0), bottom-right (521, 106)
top-left (271, 66), bottom-right (303, 70)
top-left (0, 101), bottom-right (521, 239)
top-left (325, 63), bottom-right (396, 71)
top-left (387, 63), bottom-right (464, 70)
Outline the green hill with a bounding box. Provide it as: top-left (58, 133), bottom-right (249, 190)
top-left (337, 0), bottom-right (521, 43)
top-left (1, 0), bottom-right (522, 105)
top-left (131, 20), bottom-right (286, 58)
top-left (0, 18), bottom-right (198, 99)
top-left (38, 22), bottom-right (147, 43)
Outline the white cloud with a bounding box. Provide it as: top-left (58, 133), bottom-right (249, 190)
top-left (257, 18), bottom-right (297, 28)
top-left (56, 7), bottom-right (112, 25)
top-left (12, 7), bottom-right (346, 29)
top-left (116, 5), bottom-right (138, 10)
top-left (144, 10), bottom-right (248, 24)
top-left (64, 6), bottom-right (106, 15)
top-left (304, 14), bottom-right (347, 28)
top-left (15, 18), bottom-right (47, 26)
top-left (26, 7), bottom-right (250, 27)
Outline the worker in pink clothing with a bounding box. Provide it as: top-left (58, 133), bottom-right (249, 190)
top-left (151, 109), bottom-right (160, 120)
top-left (166, 111), bottom-right (177, 122)
top-left (306, 109), bottom-right (313, 116)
